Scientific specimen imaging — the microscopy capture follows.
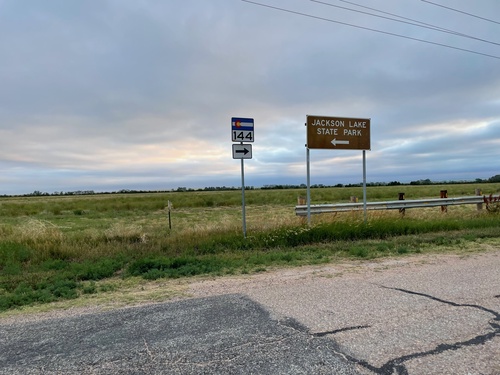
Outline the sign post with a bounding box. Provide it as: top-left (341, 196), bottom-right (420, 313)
top-left (231, 117), bottom-right (254, 238)
top-left (305, 115), bottom-right (371, 224)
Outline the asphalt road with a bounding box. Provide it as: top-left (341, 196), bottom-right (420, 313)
top-left (191, 250), bottom-right (500, 375)
top-left (0, 294), bottom-right (360, 375)
top-left (1, 250), bottom-right (499, 375)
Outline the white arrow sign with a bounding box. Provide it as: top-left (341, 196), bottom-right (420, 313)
top-left (232, 144), bottom-right (253, 159)
top-left (331, 139), bottom-right (350, 147)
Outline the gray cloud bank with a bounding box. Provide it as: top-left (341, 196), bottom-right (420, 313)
top-left (0, 0), bottom-right (499, 194)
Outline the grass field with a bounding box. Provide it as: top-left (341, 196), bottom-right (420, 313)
top-left (1, 183), bottom-right (500, 313)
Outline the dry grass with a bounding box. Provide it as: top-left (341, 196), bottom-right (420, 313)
top-left (14, 218), bottom-right (63, 242)
top-left (1, 203), bottom-right (491, 256)
top-left (104, 223), bottom-right (147, 243)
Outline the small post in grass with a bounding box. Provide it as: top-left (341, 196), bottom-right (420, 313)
top-left (440, 190), bottom-right (448, 213)
top-left (167, 200), bottom-right (172, 230)
top-left (398, 192), bottom-right (405, 217)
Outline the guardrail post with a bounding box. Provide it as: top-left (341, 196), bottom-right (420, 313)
top-left (475, 189), bottom-right (483, 211)
top-left (297, 196), bottom-right (306, 224)
top-left (398, 192), bottom-right (405, 216)
top-left (440, 190), bottom-right (448, 212)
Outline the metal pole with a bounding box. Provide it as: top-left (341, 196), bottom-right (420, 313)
top-left (306, 147), bottom-right (311, 226)
top-left (362, 150), bottom-right (367, 224)
top-left (241, 157), bottom-right (247, 238)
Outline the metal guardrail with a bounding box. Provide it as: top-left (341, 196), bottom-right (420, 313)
top-left (295, 196), bottom-right (491, 216)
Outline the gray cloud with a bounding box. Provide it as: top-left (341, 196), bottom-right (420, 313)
top-left (0, 0), bottom-right (499, 194)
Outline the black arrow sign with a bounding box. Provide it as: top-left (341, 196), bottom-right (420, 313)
top-left (232, 144), bottom-right (252, 159)
top-left (236, 148), bottom-right (250, 155)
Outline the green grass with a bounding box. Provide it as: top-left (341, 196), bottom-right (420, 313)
top-left (1, 184), bottom-right (500, 312)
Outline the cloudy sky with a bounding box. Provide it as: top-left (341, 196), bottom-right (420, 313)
top-left (1, 0), bottom-right (499, 194)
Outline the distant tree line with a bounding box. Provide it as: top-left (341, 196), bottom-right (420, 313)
top-left (1, 175), bottom-right (499, 198)
top-left (175, 186), bottom-right (255, 192)
top-left (408, 175), bottom-right (500, 185)
top-left (261, 175), bottom-right (500, 189)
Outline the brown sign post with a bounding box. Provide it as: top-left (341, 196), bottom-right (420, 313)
top-left (305, 114), bottom-right (371, 225)
top-left (307, 115), bottom-right (370, 150)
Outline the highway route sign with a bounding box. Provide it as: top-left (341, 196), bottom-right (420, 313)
top-left (231, 117), bottom-right (254, 143)
top-left (307, 115), bottom-right (370, 150)
top-left (232, 144), bottom-right (252, 159)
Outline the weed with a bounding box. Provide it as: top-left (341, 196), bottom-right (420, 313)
top-left (99, 283), bottom-right (117, 293)
top-left (375, 242), bottom-right (393, 252)
top-left (349, 246), bottom-right (370, 258)
top-left (397, 246), bottom-right (410, 254)
top-left (127, 256), bottom-right (227, 280)
top-left (484, 194), bottom-right (500, 213)
top-left (82, 282), bottom-right (97, 294)
top-left (71, 259), bottom-right (123, 281)
top-left (462, 233), bottom-right (478, 242)
top-left (41, 259), bottom-right (68, 271)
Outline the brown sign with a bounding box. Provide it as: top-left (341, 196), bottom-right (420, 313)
top-left (307, 115), bottom-right (371, 150)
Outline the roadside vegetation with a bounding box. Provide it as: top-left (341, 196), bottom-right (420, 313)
top-left (1, 183), bottom-right (499, 312)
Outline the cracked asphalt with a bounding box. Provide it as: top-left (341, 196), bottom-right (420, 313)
top-left (191, 250), bottom-right (500, 374)
top-left (1, 250), bottom-right (499, 374)
top-left (0, 294), bottom-right (359, 374)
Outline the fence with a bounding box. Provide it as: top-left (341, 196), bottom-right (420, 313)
top-left (295, 192), bottom-right (497, 217)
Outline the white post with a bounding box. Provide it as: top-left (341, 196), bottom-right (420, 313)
top-left (241, 157), bottom-right (247, 238)
top-left (362, 150), bottom-right (367, 224)
top-left (306, 147), bottom-right (311, 226)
